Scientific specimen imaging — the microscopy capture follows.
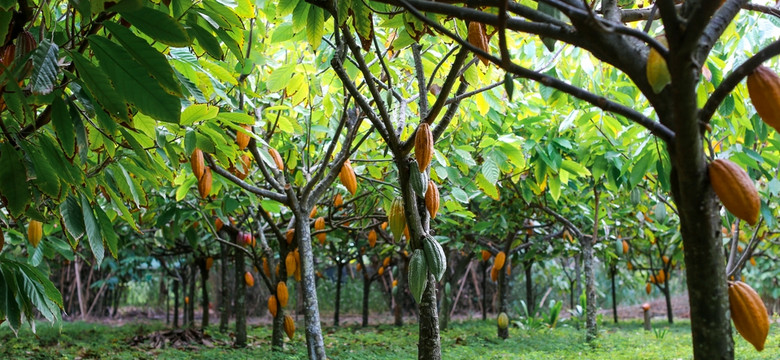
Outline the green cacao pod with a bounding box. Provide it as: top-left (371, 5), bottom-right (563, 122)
top-left (408, 249), bottom-right (428, 304)
top-left (630, 188), bottom-right (641, 205)
top-left (389, 197), bottom-right (406, 242)
top-left (409, 159), bottom-right (428, 198)
top-left (498, 312), bottom-right (509, 329)
top-left (423, 235), bottom-right (446, 282)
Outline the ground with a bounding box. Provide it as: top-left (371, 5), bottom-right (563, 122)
top-left (1, 315), bottom-right (777, 359)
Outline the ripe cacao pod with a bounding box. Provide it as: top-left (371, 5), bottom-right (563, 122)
top-left (244, 271), bottom-right (254, 287)
top-left (268, 295), bottom-right (278, 317)
top-left (481, 250), bottom-right (491, 262)
top-left (423, 235), bottom-right (446, 282)
top-left (198, 167), bottom-right (212, 199)
top-left (389, 197), bottom-right (406, 242)
top-left (190, 148), bottom-right (205, 180)
top-left (205, 257), bottom-right (214, 271)
top-left (414, 123), bottom-right (433, 171)
top-left (404, 224), bottom-right (410, 240)
top-left (646, 283), bottom-right (651, 294)
top-left (750, 257), bottom-right (756, 266)
top-left (285, 252), bottom-right (296, 277)
top-left (728, 281), bottom-right (769, 351)
top-left (409, 159), bottom-right (428, 198)
top-left (408, 249), bottom-right (428, 304)
top-left (467, 21), bottom-right (490, 65)
top-left (309, 205), bottom-right (318, 218)
top-left (662, 255), bottom-right (670, 265)
top-left (339, 159), bottom-right (358, 195)
top-left (215, 218), bottom-right (224, 231)
top-left (425, 181), bottom-right (440, 219)
top-left (646, 35), bottom-right (670, 94)
top-left (381, 221), bottom-right (388, 230)
top-left (383, 256), bottom-right (391, 267)
top-left (236, 124), bottom-right (251, 150)
top-left (333, 193), bottom-right (343, 208)
top-left (263, 257), bottom-right (271, 278)
top-left (284, 315), bottom-right (295, 339)
top-left (627, 262), bottom-right (633, 270)
top-left (490, 266), bottom-right (499, 282)
top-left (622, 240), bottom-right (629, 255)
top-left (392, 279), bottom-right (398, 287)
top-left (368, 230), bottom-right (377, 248)
top-left (28, 220), bottom-right (43, 248)
top-left (747, 65), bottom-right (780, 132)
top-left (378, 266), bottom-right (385, 276)
top-left (494, 251), bottom-right (506, 271)
top-left (185, 296), bottom-right (190, 305)
top-left (497, 312), bottom-right (509, 329)
top-left (277, 281), bottom-right (289, 308)
top-left (709, 159), bottom-right (759, 226)
top-left (268, 147), bottom-right (284, 171)
top-left (286, 229), bottom-right (295, 245)
top-left (234, 154), bottom-right (251, 180)
top-left (356, 263), bottom-right (362, 272)
top-left (657, 269), bottom-right (666, 284)
top-left (314, 217), bottom-right (325, 230)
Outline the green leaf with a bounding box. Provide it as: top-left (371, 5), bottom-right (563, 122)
top-left (119, 6), bottom-right (190, 47)
top-left (306, 6), bottom-right (324, 49)
top-left (51, 96), bottom-right (76, 157)
top-left (17, 263), bottom-right (63, 310)
top-left (103, 21), bottom-right (182, 95)
top-left (80, 194), bottom-right (104, 266)
top-left (29, 40), bottom-right (59, 95)
top-left (94, 205), bottom-right (119, 259)
top-left (88, 35), bottom-right (181, 123)
top-left (69, 52), bottom-right (130, 124)
top-left (0, 143), bottom-right (30, 217)
top-left (181, 104), bottom-right (219, 126)
top-left (475, 173), bottom-right (499, 200)
top-left (188, 22), bottom-right (224, 60)
top-left (1, 267), bottom-right (22, 334)
top-left (277, 0), bottom-right (299, 17)
top-left (267, 64), bottom-right (296, 92)
top-left (560, 159), bottom-right (591, 178)
top-left (21, 142), bottom-right (60, 197)
top-left (481, 157), bottom-right (500, 185)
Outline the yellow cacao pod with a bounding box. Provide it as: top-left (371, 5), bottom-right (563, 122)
top-left (414, 123), bottom-right (434, 172)
top-left (389, 197), bottom-right (406, 242)
top-left (285, 252), bottom-right (296, 277)
top-left (28, 220), bottom-right (43, 248)
top-left (646, 35), bottom-right (670, 94)
top-left (339, 159), bottom-right (357, 195)
top-left (277, 281), bottom-right (289, 308)
top-left (728, 281), bottom-right (769, 351)
top-left (709, 159), bottom-right (759, 226)
top-left (333, 193), bottom-right (343, 208)
top-left (268, 147), bottom-right (284, 171)
top-left (747, 65), bottom-right (780, 132)
top-left (481, 250), bottom-right (491, 262)
top-left (284, 315), bottom-right (295, 339)
top-left (497, 312), bottom-right (509, 329)
top-left (263, 257), bottom-right (271, 278)
top-left (467, 22), bottom-right (490, 66)
top-left (490, 266), bottom-right (499, 282)
top-left (494, 251), bottom-right (506, 271)
top-left (286, 229), bottom-right (295, 245)
top-left (646, 283), bottom-right (652, 294)
top-left (244, 271), bottom-right (254, 287)
top-left (268, 295), bottom-right (278, 318)
top-left (236, 124), bottom-right (251, 150)
top-left (425, 180), bottom-right (440, 219)
top-left (190, 148), bottom-right (205, 180)
top-left (368, 230), bottom-right (377, 248)
top-left (197, 167), bottom-right (212, 199)
top-left (622, 240), bottom-right (629, 255)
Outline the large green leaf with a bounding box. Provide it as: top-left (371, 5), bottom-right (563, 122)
top-left (80, 194), bottom-right (105, 266)
top-left (94, 205), bottom-right (119, 259)
top-left (188, 22), bottom-right (224, 60)
top-left (69, 52), bottom-right (131, 124)
top-left (1, 265), bottom-right (22, 333)
top-left (0, 143), bottom-right (30, 217)
top-left (60, 195), bottom-right (85, 243)
top-left (29, 40), bottom-right (59, 95)
top-left (306, 6), bottom-right (324, 49)
top-left (88, 35), bottom-right (181, 123)
top-left (119, 6), bottom-right (190, 47)
top-left (20, 142), bottom-right (60, 197)
top-left (50, 96), bottom-right (75, 157)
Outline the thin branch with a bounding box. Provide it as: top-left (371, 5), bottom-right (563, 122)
top-left (203, 153), bottom-right (287, 203)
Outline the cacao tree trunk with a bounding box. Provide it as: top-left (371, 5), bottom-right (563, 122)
top-left (334, 262), bottom-right (344, 327)
top-left (293, 212), bottom-right (327, 359)
top-left (524, 259), bottom-right (534, 315)
top-left (219, 240), bottom-right (230, 333)
top-left (173, 279), bottom-right (180, 328)
top-left (496, 255), bottom-right (509, 339)
top-left (362, 274), bottom-right (371, 327)
top-left (663, 283), bottom-right (674, 324)
top-left (611, 266), bottom-right (618, 324)
top-left (481, 261), bottom-right (487, 321)
top-left (272, 306), bottom-right (285, 349)
top-left (584, 185), bottom-right (599, 342)
top-left (234, 238), bottom-right (247, 347)
top-left (417, 273), bottom-right (441, 359)
top-left (188, 263), bottom-right (196, 326)
top-left (200, 259), bottom-right (210, 329)
top-left (394, 256), bottom-right (408, 326)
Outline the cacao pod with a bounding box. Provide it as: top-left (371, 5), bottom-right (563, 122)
top-left (662, 255), bottom-right (670, 265)
top-left (646, 283), bottom-right (651, 294)
top-left (215, 218), bottom-right (224, 231)
top-left (481, 250), bottom-right (491, 262)
top-left (425, 181), bottom-right (440, 219)
top-left (392, 279), bottom-right (398, 287)
top-left (408, 249), bottom-right (428, 304)
top-left (244, 271), bottom-right (255, 287)
top-left (294, 265), bottom-right (301, 282)
top-left (268, 147), bottom-right (284, 171)
top-left (389, 197), bottom-right (406, 242)
top-left (0, 44), bottom-right (15, 75)
top-left (284, 315), bottom-right (295, 339)
top-left (646, 35), bottom-right (670, 94)
top-left (368, 230), bottom-right (377, 248)
top-left (497, 312), bottom-right (509, 329)
top-left (339, 159), bottom-right (358, 195)
top-left (317, 232), bottom-right (326, 245)
top-left (505, 262), bottom-right (511, 276)
top-left (28, 220), bottom-right (43, 248)
top-left (404, 224), bottom-right (410, 240)
top-left (356, 263), bottom-right (362, 272)
top-left (467, 21), bottom-right (490, 65)
top-left (285, 252), bottom-right (296, 277)
top-left (709, 159), bottom-right (759, 226)
top-left (277, 281), bottom-right (289, 308)
top-left (750, 257), bottom-right (756, 266)
top-left (657, 269), bottom-right (666, 284)
top-left (190, 148), bottom-right (205, 180)
top-left (747, 65), bottom-right (780, 132)
top-left (490, 266), bottom-right (499, 282)
top-left (205, 257), bottom-right (214, 271)
top-left (309, 205), bottom-right (318, 218)
top-left (263, 257), bottom-right (271, 278)
top-left (314, 217), bottom-right (325, 230)
top-left (236, 124), bottom-right (251, 150)
top-left (627, 262), bottom-right (633, 270)
top-left (414, 123), bottom-right (433, 171)
top-left (381, 221), bottom-right (388, 230)
top-left (198, 167), bottom-right (212, 199)
top-left (185, 296), bottom-right (190, 305)
top-left (268, 295), bottom-right (278, 318)
top-left (234, 154), bottom-right (251, 180)
top-left (649, 274), bottom-right (656, 284)
top-left (494, 251), bottom-right (506, 271)
top-left (728, 281), bottom-right (769, 351)
top-left (383, 256), bottom-right (391, 267)
top-left (622, 240), bottom-right (629, 255)
top-left (423, 235), bottom-right (446, 282)
top-left (378, 266), bottom-right (384, 276)
top-left (409, 160), bottom-right (427, 198)
top-left (333, 193), bottom-right (343, 208)
top-left (286, 229), bottom-right (295, 245)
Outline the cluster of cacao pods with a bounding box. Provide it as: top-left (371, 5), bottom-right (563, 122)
top-left (408, 235), bottom-right (446, 303)
top-left (190, 147), bottom-right (213, 199)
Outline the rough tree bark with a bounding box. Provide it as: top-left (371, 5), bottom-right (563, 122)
top-left (524, 259), bottom-right (534, 316)
top-left (293, 211), bottom-right (326, 359)
top-left (361, 271), bottom-right (372, 327)
top-left (234, 236), bottom-right (247, 347)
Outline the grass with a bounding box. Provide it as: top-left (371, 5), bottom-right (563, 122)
top-left (1, 317), bottom-right (778, 359)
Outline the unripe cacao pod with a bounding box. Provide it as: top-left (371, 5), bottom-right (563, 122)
top-left (284, 315), bottom-right (295, 339)
top-left (646, 35), bottom-right (670, 94)
top-left (425, 181), bottom-right (440, 219)
top-left (268, 147), bottom-right (284, 171)
top-left (285, 252), bottom-right (296, 277)
top-left (190, 148), bottom-right (205, 180)
top-left (205, 257), bottom-right (214, 271)
top-left (709, 159), bottom-right (759, 226)
top-left (747, 65), bottom-right (780, 132)
top-left (467, 21), bottom-right (490, 65)
top-left (198, 167), bottom-right (212, 199)
top-left (481, 250), bottom-right (491, 262)
top-left (28, 220), bottom-right (43, 248)
top-left (268, 295), bottom-right (278, 317)
top-left (236, 124), bottom-right (251, 150)
top-left (339, 159), bottom-right (358, 195)
top-left (423, 235), bottom-right (446, 282)
top-left (409, 159), bottom-right (427, 198)
top-left (277, 281), bottom-right (289, 308)
top-left (414, 123), bottom-right (433, 171)
top-left (497, 312), bottom-right (509, 329)
top-left (244, 271), bottom-right (254, 287)
top-left (368, 230), bottom-right (377, 248)
top-left (408, 249), bottom-right (428, 304)
top-left (494, 251), bottom-right (506, 271)
top-left (728, 281), bottom-right (769, 351)
top-left (333, 193), bottom-right (343, 208)
top-left (389, 197), bottom-right (406, 242)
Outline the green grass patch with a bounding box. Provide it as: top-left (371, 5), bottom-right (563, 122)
top-left (1, 318), bottom-right (777, 359)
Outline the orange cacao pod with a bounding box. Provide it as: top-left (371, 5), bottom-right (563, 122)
top-left (244, 271), bottom-right (254, 287)
top-left (490, 265), bottom-right (499, 282)
top-left (709, 159), bottom-right (759, 226)
top-left (286, 229), bottom-right (295, 245)
top-left (284, 315), bottom-right (295, 339)
top-left (277, 281), bottom-right (289, 308)
top-left (236, 124), bottom-right (251, 150)
top-left (383, 256), bottom-right (391, 267)
top-left (627, 261), bottom-right (633, 271)
top-left (205, 257), bottom-right (214, 271)
top-left (263, 257), bottom-right (271, 278)
top-left (750, 257), bottom-right (756, 266)
top-left (425, 180), bottom-right (440, 219)
top-left (728, 281), bottom-right (769, 351)
top-left (662, 255), bottom-right (669, 265)
top-left (215, 218), bottom-right (224, 231)
top-left (494, 251), bottom-right (506, 271)
top-left (747, 65), bottom-right (780, 132)
top-left (285, 252), bottom-right (296, 277)
top-left (268, 295), bottom-right (278, 317)
top-left (185, 296), bottom-right (190, 305)
top-left (339, 159), bottom-right (358, 195)
top-left (381, 221), bottom-right (388, 231)
top-left (28, 220), bottom-right (43, 248)
top-left (414, 123), bottom-right (433, 171)
top-left (657, 269), bottom-right (665, 284)
top-left (314, 217), bottom-right (325, 230)
top-left (646, 283), bottom-right (652, 294)
top-left (481, 250), bottom-right (491, 262)
top-left (235, 154), bottom-right (251, 180)
top-left (197, 167), bottom-right (212, 199)
top-left (378, 266), bottom-right (384, 276)
top-left (268, 147), bottom-right (284, 171)
top-left (190, 148), bottom-right (205, 180)
top-left (333, 193), bottom-right (343, 208)
top-left (368, 230), bottom-right (377, 248)
top-left (622, 240), bottom-right (629, 255)
top-left (467, 21), bottom-right (490, 65)
top-left (309, 205), bottom-right (318, 218)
